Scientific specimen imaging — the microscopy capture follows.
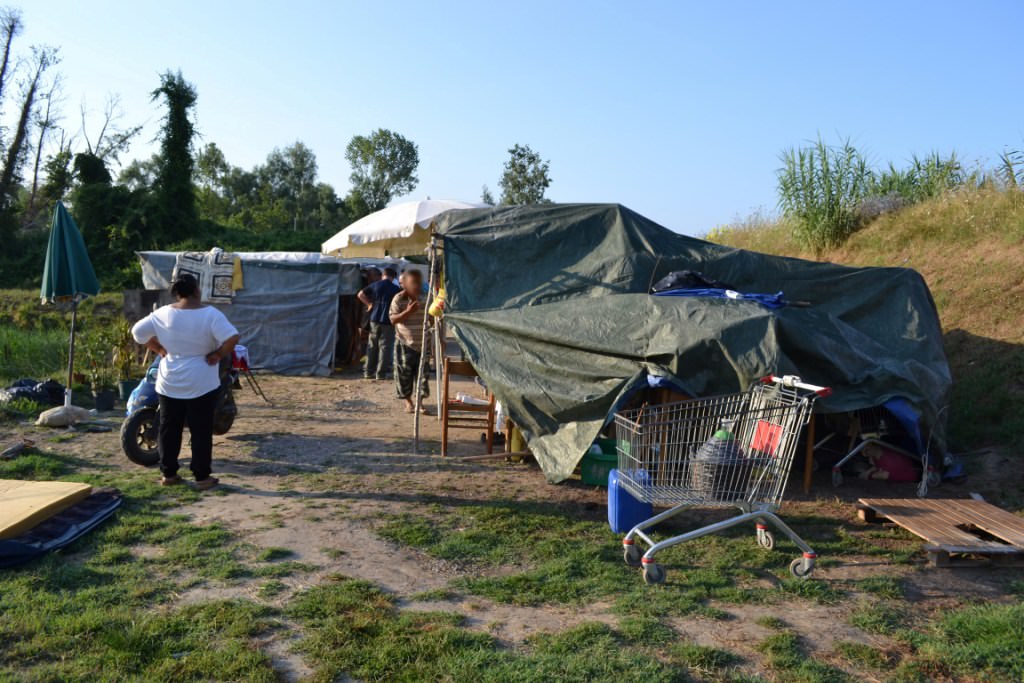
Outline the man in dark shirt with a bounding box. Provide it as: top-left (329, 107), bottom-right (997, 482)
top-left (357, 267), bottom-right (400, 380)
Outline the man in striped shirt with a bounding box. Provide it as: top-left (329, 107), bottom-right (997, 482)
top-left (389, 269), bottom-right (430, 413)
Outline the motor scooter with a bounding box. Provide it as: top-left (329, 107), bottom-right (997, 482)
top-left (121, 357), bottom-right (238, 467)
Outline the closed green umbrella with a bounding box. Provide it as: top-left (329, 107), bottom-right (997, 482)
top-left (40, 202), bottom-right (101, 408)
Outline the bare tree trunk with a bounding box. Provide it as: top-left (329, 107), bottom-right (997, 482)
top-left (0, 47), bottom-right (52, 209)
top-left (0, 9), bottom-right (22, 105)
top-left (24, 76), bottom-right (62, 227)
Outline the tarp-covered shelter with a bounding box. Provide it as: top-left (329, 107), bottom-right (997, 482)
top-left (436, 204), bottom-right (951, 483)
top-left (136, 251), bottom-right (362, 376)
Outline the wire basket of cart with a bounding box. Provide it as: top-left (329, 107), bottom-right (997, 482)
top-left (617, 375), bottom-right (831, 584)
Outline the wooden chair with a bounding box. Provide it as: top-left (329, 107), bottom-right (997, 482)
top-left (441, 358), bottom-right (496, 457)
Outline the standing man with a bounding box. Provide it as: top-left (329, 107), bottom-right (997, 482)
top-left (390, 268), bottom-right (430, 413)
top-left (358, 266), bottom-right (400, 380)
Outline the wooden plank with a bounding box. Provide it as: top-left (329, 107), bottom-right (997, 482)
top-left (859, 498), bottom-right (1023, 552)
top-left (925, 547), bottom-right (1024, 568)
top-left (910, 500), bottom-right (1024, 549)
top-left (904, 500), bottom-right (1014, 548)
top-left (860, 499), bottom-right (991, 547)
top-left (944, 500), bottom-right (1024, 547)
top-left (924, 544), bottom-right (1021, 554)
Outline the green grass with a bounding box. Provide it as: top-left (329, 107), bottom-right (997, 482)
top-left (756, 631), bottom-right (851, 682)
top-left (851, 575), bottom-right (904, 599)
top-left (668, 641), bottom-right (741, 671)
top-left (756, 615), bottom-right (787, 630)
top-left (834, 640), bottom-right (891, 670)
top-left (254, 546), bottom-right (295, 562)
top-left (0, 451), bottom-right (284, 681)
top-left (899, 602), bottom-right (1024, 681)
top-left (373, 502), bottom-right (868, 623)
top-left (618, 615), bottom-right (678, 646)
top-left (257, 580), bottom-right (288, 599)
top-left (0, 325), bottom-right (69, 384)
top-left (848, 600), bottom-right (908, 636)
top-left (287, 575), bottom-right (694, 683)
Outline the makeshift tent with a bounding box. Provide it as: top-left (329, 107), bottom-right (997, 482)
top-left (435, 204), bottom-right (951, 484)
top-left (136, 251), bottom-right (362, 376)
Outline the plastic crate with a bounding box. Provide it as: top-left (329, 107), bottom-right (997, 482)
top-left (581, 438), bottom-right (618, 486)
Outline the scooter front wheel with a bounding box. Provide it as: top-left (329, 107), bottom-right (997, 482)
top-left (121, 406), bottom-right (160, 467)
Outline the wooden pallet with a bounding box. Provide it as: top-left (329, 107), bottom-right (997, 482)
top-left (857, 497), bottom-right (1024, 567)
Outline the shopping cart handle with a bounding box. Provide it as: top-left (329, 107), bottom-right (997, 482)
top-left (762, 375), bottom-right (832, 397)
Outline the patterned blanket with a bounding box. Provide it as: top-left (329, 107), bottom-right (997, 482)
top-left (172, 248), bottom-right (242, 304)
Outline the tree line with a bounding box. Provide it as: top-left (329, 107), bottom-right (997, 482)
top-left (0, 6), bottom-right (553, 290)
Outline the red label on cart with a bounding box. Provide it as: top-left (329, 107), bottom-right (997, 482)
top-left (751, 420), bottom-right (783, 455)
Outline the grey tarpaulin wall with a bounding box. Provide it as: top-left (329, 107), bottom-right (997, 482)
top-left (436, 204), bottom-right (952, 484)
top-left (136, 251), bottom-right (362, 376)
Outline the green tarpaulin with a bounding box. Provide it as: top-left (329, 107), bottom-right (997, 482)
top-left (437, 204), bottom-right (951, 484)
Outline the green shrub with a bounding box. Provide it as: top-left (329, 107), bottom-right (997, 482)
top-left (872, 152), bottom-right (967, 204)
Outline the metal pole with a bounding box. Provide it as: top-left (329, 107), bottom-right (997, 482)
top-left (64, 299), bottom-right (77, 408)
top-left (412, 232), bottom-right (438, 454)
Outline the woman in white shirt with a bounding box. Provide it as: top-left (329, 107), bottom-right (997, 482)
top-left (131, 274), bottom-right (240, 490)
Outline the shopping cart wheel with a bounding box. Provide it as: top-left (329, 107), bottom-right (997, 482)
top-left (831, 469), bottom-right (843, 487)
top-left (757, 530), bottom-right (775, 551)
top-left (623, 544), bottom-right (642, 567)
top-left (789, 557), bottom-right (814, 579)
top-left (642, 562), bottom-right (666, 585)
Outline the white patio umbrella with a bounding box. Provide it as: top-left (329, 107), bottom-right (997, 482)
top-left (321, 199), bottom-right (488, 257)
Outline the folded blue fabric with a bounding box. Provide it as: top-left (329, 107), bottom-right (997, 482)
top-left (653, 288), bottom-right (787, 309)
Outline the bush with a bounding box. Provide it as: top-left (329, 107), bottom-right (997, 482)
top-left (872, 152), bottom-right (967, 205)
top-left (777, 136), bottom-right (873, 253)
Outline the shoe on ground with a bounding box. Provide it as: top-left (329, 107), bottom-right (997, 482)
top-left (160, 475), bottom-right (184, 486)
top-left (195, 477), bottom-right (219, 491)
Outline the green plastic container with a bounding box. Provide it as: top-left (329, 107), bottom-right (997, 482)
top-left (581, 438), bottom-right (619, 486)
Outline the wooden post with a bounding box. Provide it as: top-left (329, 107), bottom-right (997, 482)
top-left (802, 413), bottom-right (816, 494)
top-left (413, 233), bottom-right (438, 455)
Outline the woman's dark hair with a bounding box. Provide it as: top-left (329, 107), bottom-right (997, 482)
top-left (171, 273), bottom-right (199, 299)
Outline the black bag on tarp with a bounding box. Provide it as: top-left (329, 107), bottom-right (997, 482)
top-left (651, 270), bottom-right (736, 293)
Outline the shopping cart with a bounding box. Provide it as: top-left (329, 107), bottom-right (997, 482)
top-left (617, 376), bottom-right (830, 584)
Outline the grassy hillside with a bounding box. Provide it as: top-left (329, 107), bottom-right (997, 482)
top-left (709, 188), bottom-right (1024, 452)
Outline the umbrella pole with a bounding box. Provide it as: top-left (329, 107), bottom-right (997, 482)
top-left (65, 299), bottom-right (77, 408)
top-left (413, 233), bottom-right (438, 455)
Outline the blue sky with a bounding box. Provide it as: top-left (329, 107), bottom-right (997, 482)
top-left (19, 1), bottom-right (1024, 234)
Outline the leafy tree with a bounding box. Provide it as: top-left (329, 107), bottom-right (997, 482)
top-left (480, 184), bottom-right (495, 205)
top-left (344, 128), bottom-right (419, 214)
top-left (193, 143), bottom-right (231, 221)
top-left (195, 142), bottom-right (229, 189)
top-left (498, 143), bottom-right (551, 205)
top-left (118, 154), bottom-right (159, 191)
top-left (260, 141), bottom-right (320, 230)
top-left (151, 70), bottom-right (198, 243)
top-left (38, 145), bottom-right (73, 206)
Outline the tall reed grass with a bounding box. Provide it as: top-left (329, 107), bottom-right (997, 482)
top-left (776, 136), bottom-right (873, 253)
